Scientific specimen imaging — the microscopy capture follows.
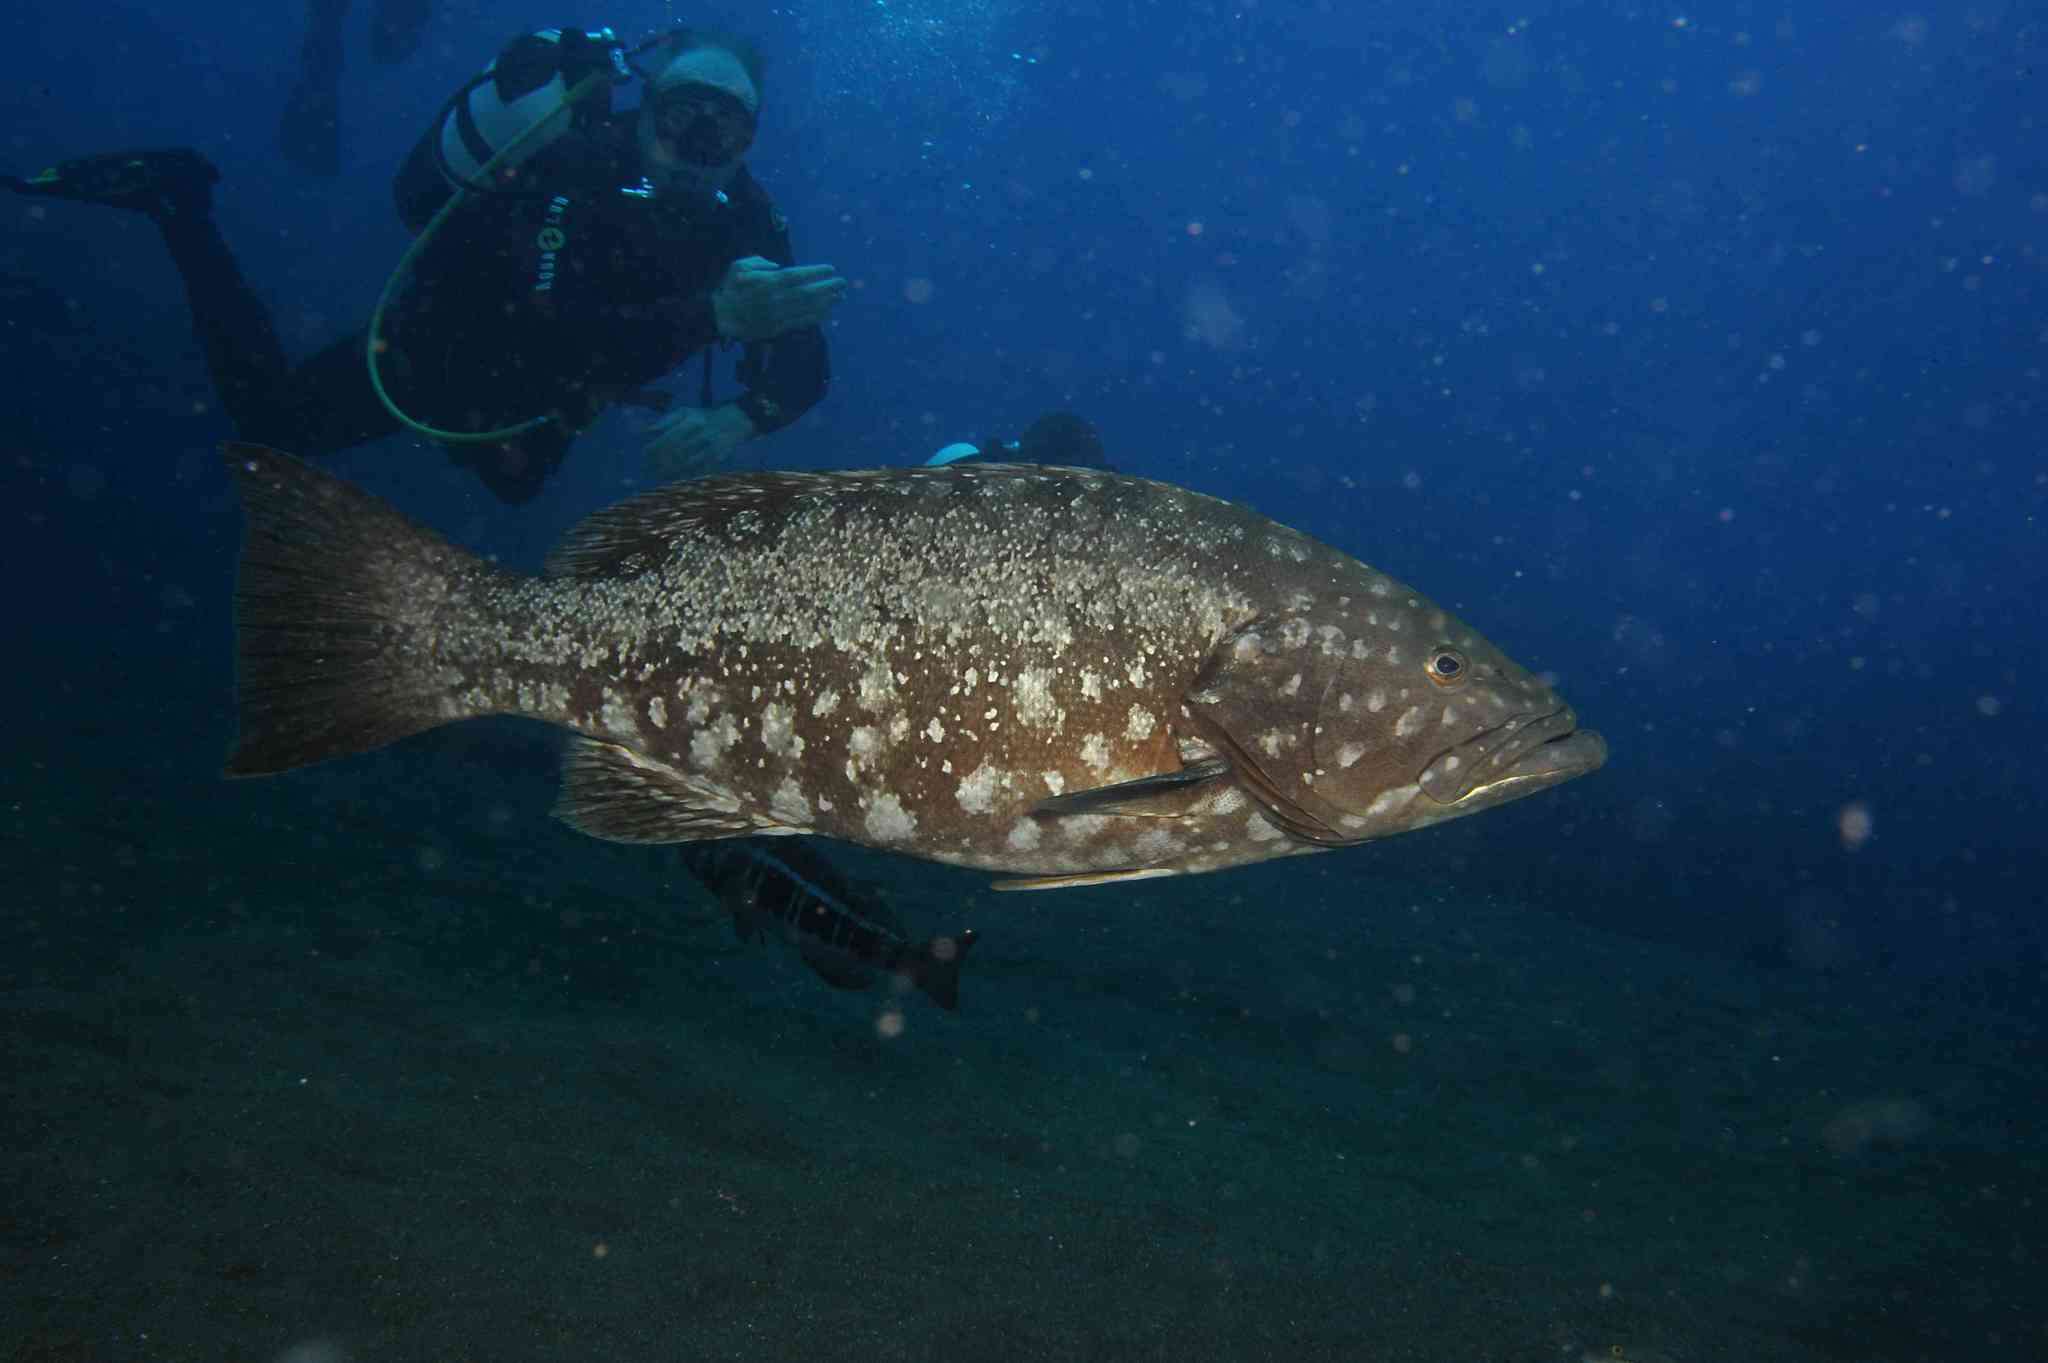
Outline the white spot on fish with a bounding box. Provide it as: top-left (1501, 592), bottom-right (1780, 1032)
top-left (864, 793), bottom-right (918, 843)
top-left (844, 725), bottom-right (883, 784)
top-left (1125, 705), bottom-right (1156, 741)
top-left (769, 778), bottom-right (812, 826)
top-left (1014, 667), bottom-right (1062, 730)
top-left (1366, 785), bottom-right (1420, 816)
top-left (685, 689), bottom-right (714, 725)
top-left (1278, 673), bottom-right (1301, 698)
top-left (1394, 707), bottom-right (1425, 739)
top-left (926, 716), bottom-right (946, 743)
top-left (1133, 827), bottom-right (1182, 860)
top-left (858, 661), bottom-right (897, 712)
top-left (647, 696), bottom-right (667, 729)
top-left (1006, 819), bottom-right (1042, 852)
top-left (811, 689), bottom-right (841, 718)
top-left (957, 761), bottom-right (1002, 814)
top-left (601, 690), bottom-right (638, 741)
top-left (1055, 813), bottom-right (1110, 843)
top-left (760, 702), bottom-right (803, 760)
top-left (1335, 741), bottom-right (1366, 768)
top-left (1079, 734), bottom-right (1111, 771)
top-left (1042, 770), bottom-right (1067, 795)
top-left (1366, 690), bottom-right (1387, 713)
top-left (1080, 670), bottom-right (1103, 701)
top-left (691, 712), bottom-right (740, 768)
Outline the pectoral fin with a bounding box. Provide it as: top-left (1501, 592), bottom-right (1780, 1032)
top-left (1026, 756), bottom-right (1234, 819)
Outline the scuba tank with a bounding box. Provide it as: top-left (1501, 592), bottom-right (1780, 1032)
top-left (392, 27), bottom-right (629, 233)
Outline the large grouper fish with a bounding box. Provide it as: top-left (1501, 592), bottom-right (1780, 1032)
top-left (221, 445), bottom-right (1605, 890)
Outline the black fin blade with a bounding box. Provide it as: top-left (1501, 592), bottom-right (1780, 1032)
top-left (1027, 756), bottom-right (1233, 819)
top-left (902, 929), bottom-right (977, 1011)
top-left (798, 948), bottom-right (876, 992)
top-left (553, 738), bottom-right (763, 843)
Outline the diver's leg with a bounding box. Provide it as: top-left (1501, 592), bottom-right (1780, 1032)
top-left (159, 215), bottom-right (402, 455)
top-left (369, 0), bottom-right (433, 64)
top-left (150, 209), bottom-right (297, 439)
top-left (281, 0), bottom-right (350, 175)
top-left (8, 148), bottom-right (395, 456)
top-left (11, 151), bottom-right (291, 437)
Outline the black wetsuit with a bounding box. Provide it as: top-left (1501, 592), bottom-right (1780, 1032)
top-left (157, 119), bottom-right (828, 502)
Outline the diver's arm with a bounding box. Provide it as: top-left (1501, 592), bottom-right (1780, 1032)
top-left (727, 195), bottom-right (832, 434)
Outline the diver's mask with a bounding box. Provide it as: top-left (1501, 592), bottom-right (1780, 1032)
top-left (637, 80), bottom-right (756, 199)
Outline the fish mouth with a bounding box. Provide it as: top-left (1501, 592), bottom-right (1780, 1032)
top-left (1420, 707), bottom-right (1608, 806)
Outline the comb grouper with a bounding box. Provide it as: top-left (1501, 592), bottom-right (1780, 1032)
top-left (221, 445), bottom-right (1606, 890)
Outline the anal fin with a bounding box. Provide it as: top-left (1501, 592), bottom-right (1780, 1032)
top-left (553, 738), bottom-right (763, 843)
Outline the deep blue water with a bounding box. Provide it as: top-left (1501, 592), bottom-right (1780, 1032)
top-left (3, 3), bottom-right (2043, 1359)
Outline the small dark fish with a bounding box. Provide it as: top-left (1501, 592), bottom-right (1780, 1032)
top-left (678, 838), bottom-right (976, 1010)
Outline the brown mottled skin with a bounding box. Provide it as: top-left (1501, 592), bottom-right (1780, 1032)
top-left (224, 447), bottom-right (1605, 888)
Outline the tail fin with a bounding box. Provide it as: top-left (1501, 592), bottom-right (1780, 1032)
top-left (905, 929), bottom-right (978, 1011)
top-left (221, 444), bottom-right (482, 776)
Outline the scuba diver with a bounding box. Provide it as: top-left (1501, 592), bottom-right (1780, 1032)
top-left (5, 26), bottom-right (845, 504)
top-left (925, 410), bottom-right (1114, 470)
top-left (281, 0), bottom-right (435, 175)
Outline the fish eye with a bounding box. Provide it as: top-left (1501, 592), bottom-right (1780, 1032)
top-left (1426, 648), bottom-right (1468, 687)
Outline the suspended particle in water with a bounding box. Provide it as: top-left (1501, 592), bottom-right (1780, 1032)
top-left (1836, 802), bottom-right (1873, 851)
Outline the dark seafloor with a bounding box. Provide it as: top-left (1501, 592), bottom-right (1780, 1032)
top-left (5, 681), bottom-right (2035, 1363)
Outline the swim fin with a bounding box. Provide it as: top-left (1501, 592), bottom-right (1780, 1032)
top-left (7, 149), bottom-right (218, 219)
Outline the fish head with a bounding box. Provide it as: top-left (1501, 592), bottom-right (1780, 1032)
top-left (1187, 589), bottom-right (1606, 846)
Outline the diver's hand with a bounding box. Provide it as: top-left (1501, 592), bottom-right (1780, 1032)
top-left (710, 256), bottom-right (847, 341)
top-left (645, 403), bottom-right (757, 479)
